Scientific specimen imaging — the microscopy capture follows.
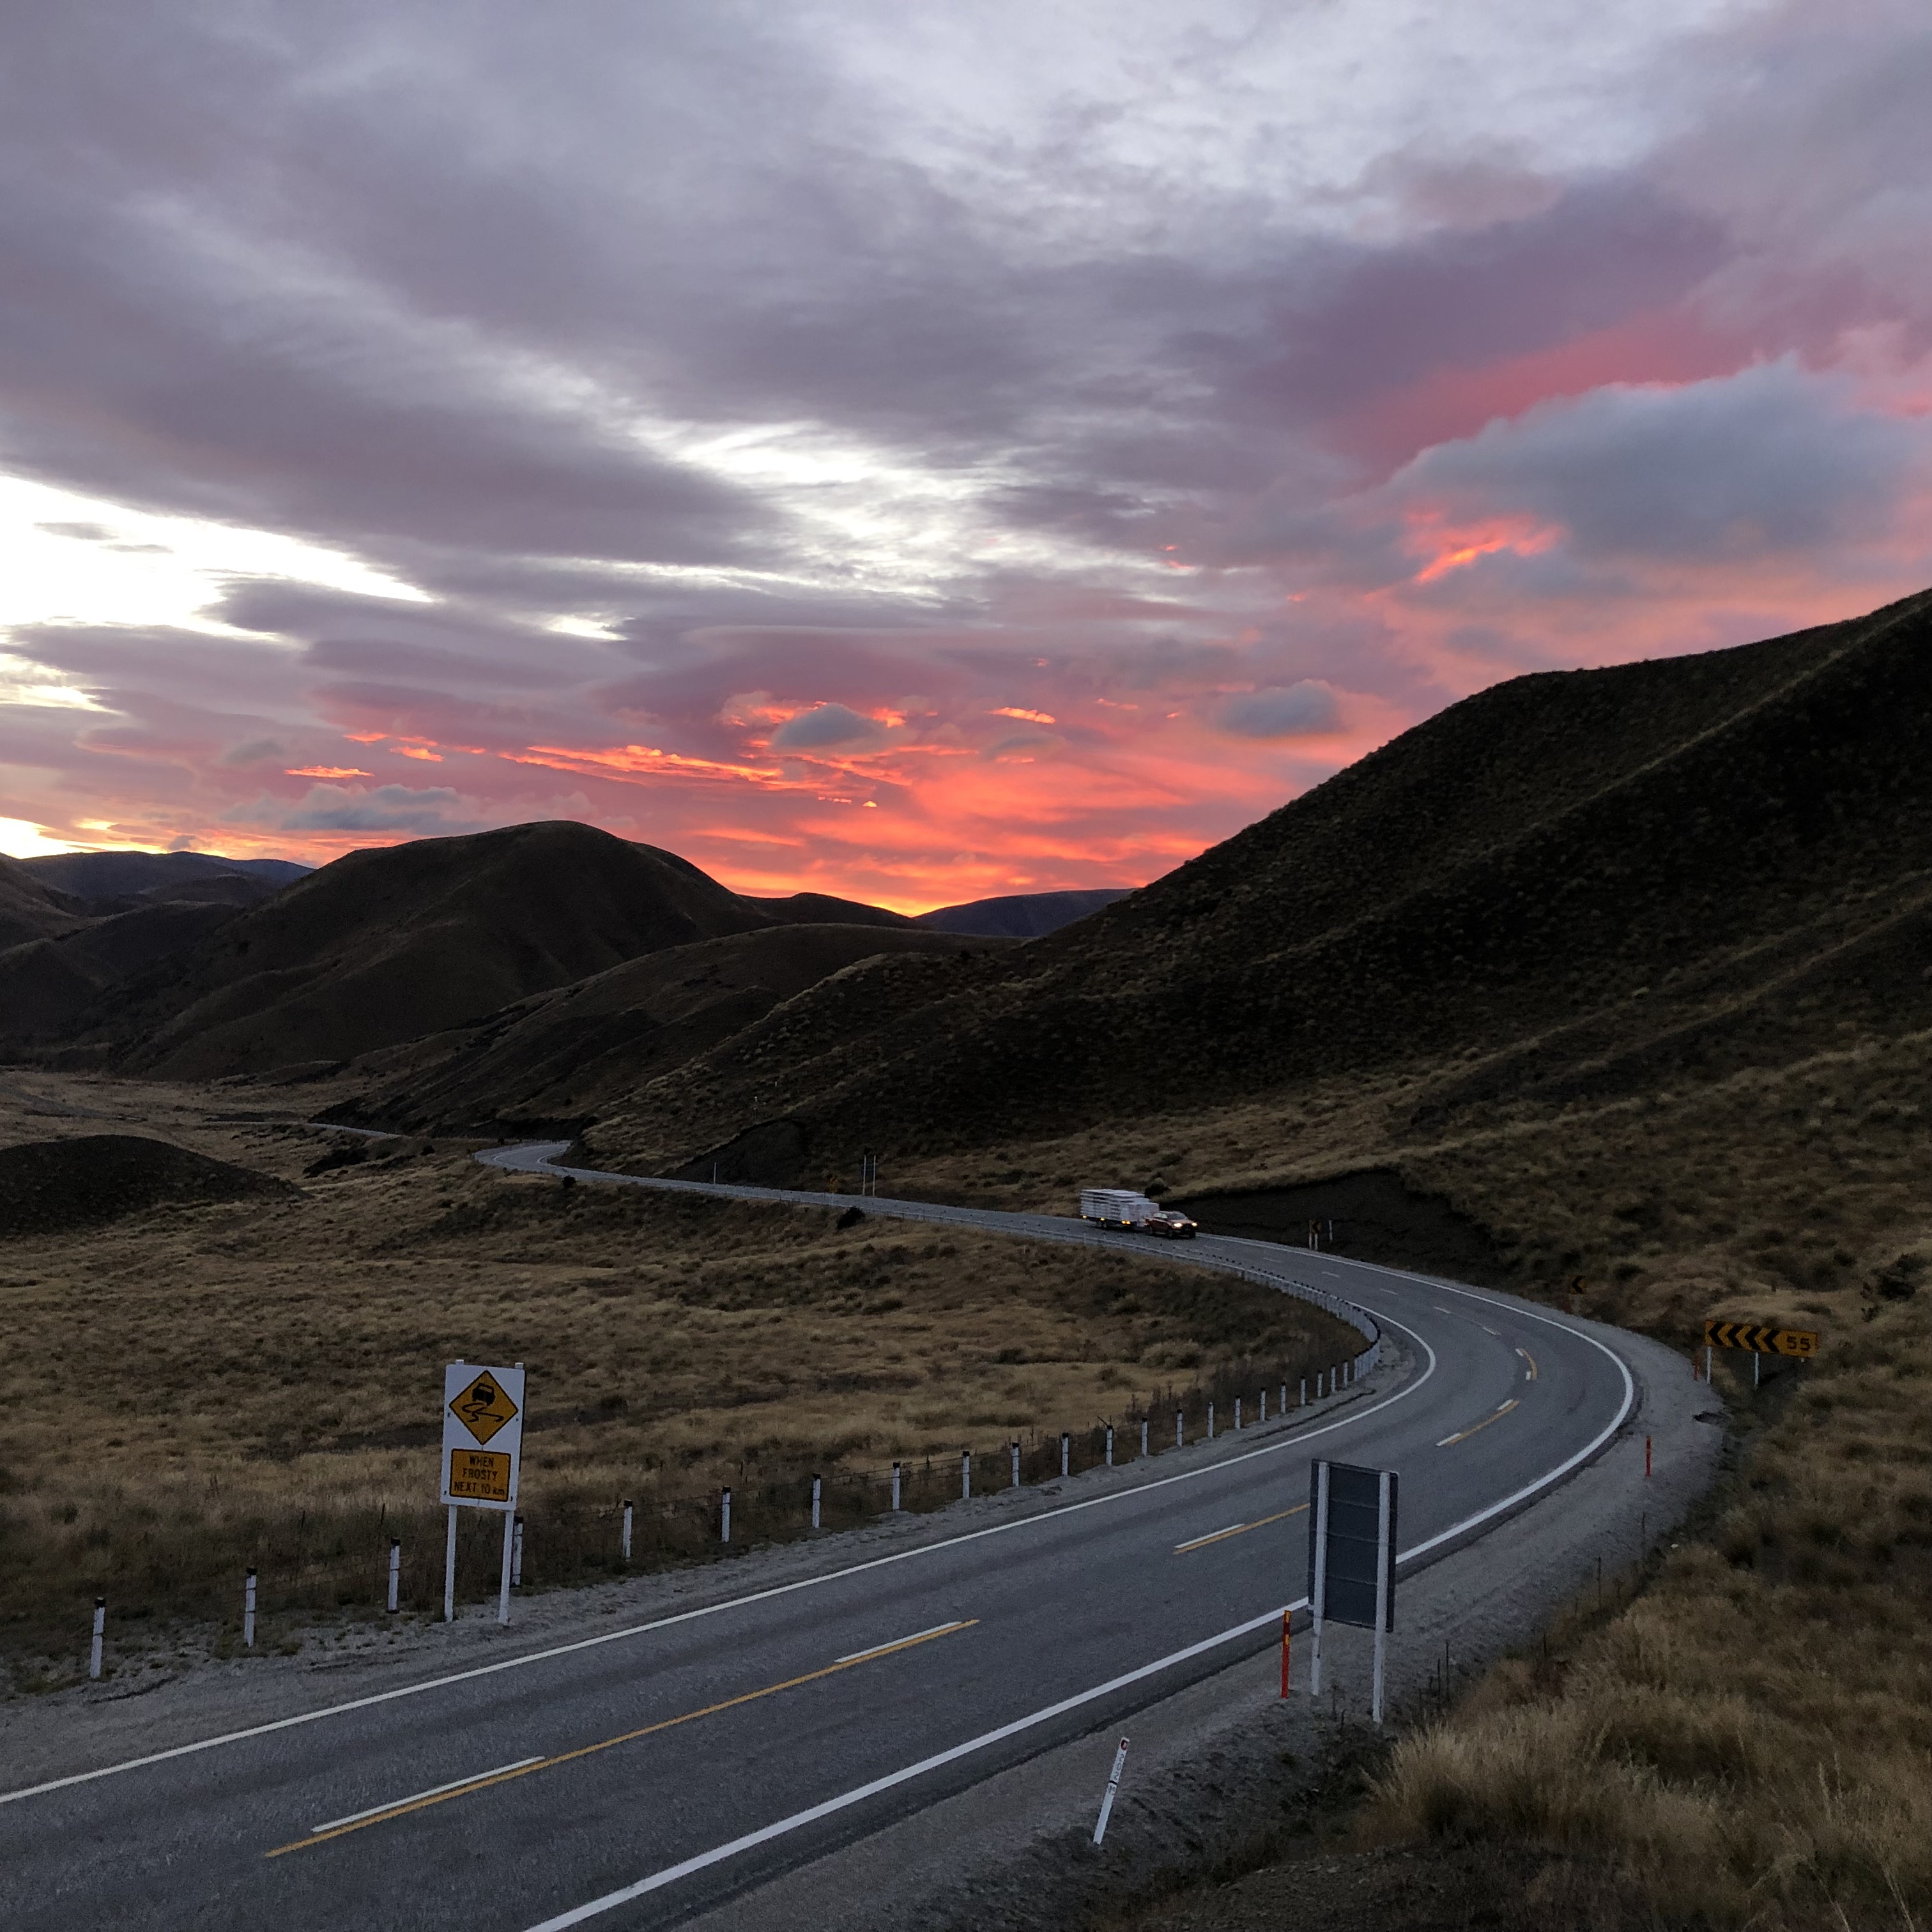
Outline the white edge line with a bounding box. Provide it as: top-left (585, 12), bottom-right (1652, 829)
top-left (0, 1326), bottom-right (1436, 1811)
top-left (310, 1756), bottom-right (542, 1834)
top-left (834, 1621), bottom-right (964, 1664)
top-left (516, 1604), bottom-right (1298, 1931)
top-left (517, 1317), bottom-right (1635, 1932)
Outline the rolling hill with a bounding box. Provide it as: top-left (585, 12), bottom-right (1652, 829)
top-left (579, 586), bottom-right (1932, 1184)
top-left (65, 820), bottom-right (915, 1080)
top-left (914, 887), bottom-right (1130, 937)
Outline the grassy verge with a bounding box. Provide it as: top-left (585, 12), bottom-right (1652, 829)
top-left (0, 1087), bottom-right (1359, 1682)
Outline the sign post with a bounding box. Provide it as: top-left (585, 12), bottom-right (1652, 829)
top-left (1307, 1459), bottom-right (1399, 1722)
top-left (440, 1360), bottom-right (526, 1625)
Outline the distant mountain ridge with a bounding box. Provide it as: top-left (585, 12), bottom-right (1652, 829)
top-left (22, 850), bottom-right (311, 903)
top-left (915, 887), bottom-right (1131, 938)
top-left (57, 820), bottom-right (917, 1079)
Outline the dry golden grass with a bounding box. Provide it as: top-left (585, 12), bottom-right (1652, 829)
top-left (0, 1072), bottom-right (1358, 1680)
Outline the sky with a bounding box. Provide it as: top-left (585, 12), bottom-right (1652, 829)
top-left (1, 2), bottom-right (1928, 910)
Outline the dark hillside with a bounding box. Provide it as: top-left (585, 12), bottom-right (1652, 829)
top-left (63, 821), bottom-right (908, 1080)
top-left (586, 587), bottom-right (1932, 1179)
top-left (0, 854), bottom-right (89, 951)
top-left (916, 887), bottom-right (1130, 937)
top-left (345, 922), bottom-right (1010, 1135)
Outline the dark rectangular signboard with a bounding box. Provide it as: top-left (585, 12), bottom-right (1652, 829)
top-left (1307, 1460), bottom-right (1397, 1631)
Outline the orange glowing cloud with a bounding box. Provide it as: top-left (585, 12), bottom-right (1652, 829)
top-left (1405, 510), bottom-right (1561, 583)
top-left (990, 706), bottom-right (1057, 724)
top-left (285, 765), bottom-right (372, 778)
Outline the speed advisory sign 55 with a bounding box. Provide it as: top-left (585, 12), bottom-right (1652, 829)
top-left (441, 1362), bottom-right (525, 1511)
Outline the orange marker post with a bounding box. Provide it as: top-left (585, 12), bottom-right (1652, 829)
top-left (1280, 1607), bottom-right (1291, 1698)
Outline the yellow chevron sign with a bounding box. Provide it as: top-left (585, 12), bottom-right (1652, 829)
top-left (1703, 1320), bottom-right (1819, 1358)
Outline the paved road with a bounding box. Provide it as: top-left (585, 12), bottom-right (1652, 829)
top-left (0, 1146), bottom-right (1639, 1931)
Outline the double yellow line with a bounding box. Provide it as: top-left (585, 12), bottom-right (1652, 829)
top-left (268, 1619), bottom-right (977, 1859)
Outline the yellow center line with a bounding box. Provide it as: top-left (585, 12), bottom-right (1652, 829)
top-left (265, 1618), bottom-right (979, 1859)
top-left (1174, 1503), bottom-right (1308, 1554)
top-left (1517, 1347), bottom-right (1538, 1382)
top-left (1437, 1398), bottom-right (1519, 1450)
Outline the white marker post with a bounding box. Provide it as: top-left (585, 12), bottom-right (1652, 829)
top-left (1011, 1442), bottom-right (1020, 1489)
top-left (387, 1538), bottom-right (401, 1613)
top-left (1175, 1409), bottom-right (1183, 1448)
top-left (1105, 1425), bottom-right (1114, 1467)
top-left (621, 1500), bottom-right (633, 1564)
top-left (1309, 1462), bottom-right (1330, 1697)
top-left (1234, 1399), bottom-right (1242, 1432)
top-left (243, 1568), bottom-right (257, 1649)
top-left (962, 1450), bottom-right (971, 1500)
top-left (439, 1358), bottom-right (526, 1627)
top-left (811, 1475), bottom-right (822, 1531)
top-left (89, 1598), bottom-right (105, 1681)
top-left (1092, 1736), bottom-right (1130, 1846)
top-left (1140, 1419), bottom-right (1149, 1459)
top-left (891, 1463), bottom-right (901, 1512)
top-left (1372, 1469), bottom-right (1392, 1726)
top-left (720, 1487), bottom-right (732, 1544)
top-left (1300, 1377), bottom-right (1307, 1407)
top-left (1060, 1432), bottom-right (1070, 1477)
top-left (1208, 1402), bottom-right (1215, 1441)
top-left (1260, 1389), bottom-right (1267, 1423)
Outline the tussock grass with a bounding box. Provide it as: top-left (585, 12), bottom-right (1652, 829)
top-left (0, 1075), bottom-right (1357, 1680)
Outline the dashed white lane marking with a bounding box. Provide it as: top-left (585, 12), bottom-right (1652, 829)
top-left (311, 1758), bottom-right (542, 1834)
top-left (836, 1621), bottom-right (970, 1664)
top-left (1437, 1398), bottom-right (1520, 1448)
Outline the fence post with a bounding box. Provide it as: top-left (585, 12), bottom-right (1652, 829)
top-left (388, 1537), bottom-right (401, 1613)
top-left (243, 1568), bottom-right (257, 1649)
top-left (720, 1487), bottom-right (732, 1544)
top-left (891, 1462), bottom-right (901, 1512)
top-left (962, 1450), bottom-right (971, 1500)
top-left (89, 1598), bottom-right (105, 1680)
top-left (1060, 1432), bottom-right (1070, 1478)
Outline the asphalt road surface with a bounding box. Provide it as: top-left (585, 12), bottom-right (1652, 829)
top-left (0, 1146), bottom-right (1641, 1931)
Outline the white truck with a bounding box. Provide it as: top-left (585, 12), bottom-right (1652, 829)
top-left (1080, 1188), bottom-right (1198, 1238)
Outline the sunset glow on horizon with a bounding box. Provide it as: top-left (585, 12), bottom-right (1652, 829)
top-left (2, 4), bottom-right (1928, 911)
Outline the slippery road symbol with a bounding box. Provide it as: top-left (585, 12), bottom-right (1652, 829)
top-left (449, 1371), bottom-right (519, 1446)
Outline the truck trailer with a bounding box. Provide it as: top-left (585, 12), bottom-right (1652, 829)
top-left (1079, 1188), bottom-right (1197, 1238)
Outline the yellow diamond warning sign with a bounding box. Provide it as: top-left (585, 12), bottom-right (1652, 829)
top-left (448, 1370), bottom-right (519, 1445)
top-left (440, 1361), bottom-right (525, 1512)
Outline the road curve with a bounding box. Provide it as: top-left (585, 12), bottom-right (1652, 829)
top-left (0, 1142), bottom-right (1645, 1932)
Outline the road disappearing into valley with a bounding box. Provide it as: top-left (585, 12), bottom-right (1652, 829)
top-left (0, 1142), bottom-right (1664, 1932)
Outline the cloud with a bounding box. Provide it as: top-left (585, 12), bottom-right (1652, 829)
top-left (231, 783), bottom-right (480, 834)
top-left (1214, 682), bottom-right (1341, 739)
top-left (0, 2), bottom-right (1928, 907)
top-left (1399, 360), bottom-right (1917, 560)
top-left (217, 737), bottom-right (287, 767)
top-left (771, 703), bottom-right (884, 749)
